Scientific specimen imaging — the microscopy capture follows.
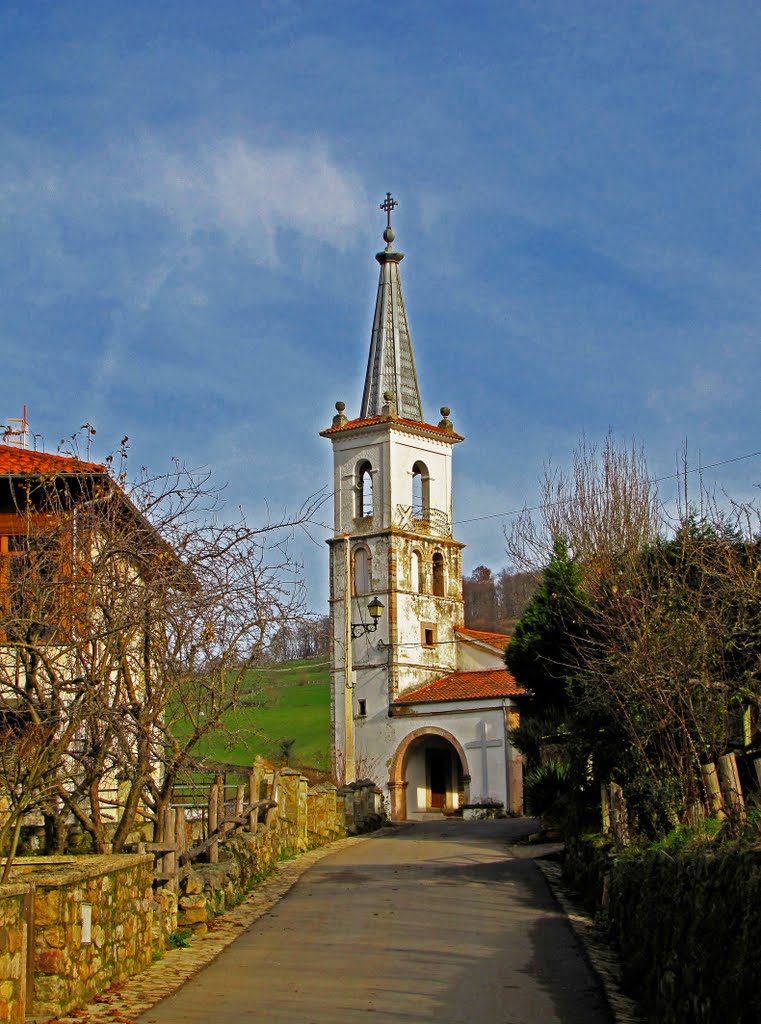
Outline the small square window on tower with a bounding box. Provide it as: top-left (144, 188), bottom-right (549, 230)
top-left (421, 623), bottom-right (437, 648)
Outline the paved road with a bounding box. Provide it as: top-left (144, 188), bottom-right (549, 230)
top-left (139, 819), bottom-right (612, 1024)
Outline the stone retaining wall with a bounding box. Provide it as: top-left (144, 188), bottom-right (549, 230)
top-left (0, 884), bottom-right (28, 1024)
top-left (0, 854), bottom-right (154, 1021)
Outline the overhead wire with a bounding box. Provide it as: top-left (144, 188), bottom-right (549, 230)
top-left (309, 447), bottom-right (761, 536)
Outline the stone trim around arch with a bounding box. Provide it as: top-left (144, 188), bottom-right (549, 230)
top-left (388, 726), bottom-right (471, 821)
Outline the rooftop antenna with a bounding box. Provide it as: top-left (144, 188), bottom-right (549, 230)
top-left (3, 406), bottom-right (29, 448)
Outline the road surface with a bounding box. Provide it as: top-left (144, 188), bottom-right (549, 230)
top-left (138, 818), bottom-right (611, 1023)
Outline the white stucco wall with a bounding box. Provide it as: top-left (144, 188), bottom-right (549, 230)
top-left (328, 421), bottom-right (457, 535)
top-left (351, 695), bottom-right (520, 811)
top-left (455, 640), bottom-right (509, 672)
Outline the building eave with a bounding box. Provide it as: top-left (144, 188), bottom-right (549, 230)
top-left (320, 415), bottom-right (463, 444)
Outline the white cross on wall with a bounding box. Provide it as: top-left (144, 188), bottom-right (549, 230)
top-left (465, 720), bottom-right (502, 801)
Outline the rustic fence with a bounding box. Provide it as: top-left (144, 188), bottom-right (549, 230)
top-left (140, 763), bottom-right (278, 891)
top-left (600, 750), bottom-right (760, 846)
top-left (140, 759), bottom-right (383, 897)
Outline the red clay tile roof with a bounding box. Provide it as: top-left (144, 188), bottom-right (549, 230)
top-left (458, 622), bottom-right (512, 647)
top-left (393, 669), bottom-right (525, 705)
top-left (320, 415), bottom-right (463, 442)
top-left (0, 444), bottom-right (107, 476)
top-left (455, 626), bottom-right (511, 650)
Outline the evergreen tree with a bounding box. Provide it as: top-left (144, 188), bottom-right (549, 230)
top-left (505, 538), bottom-right (587, 712)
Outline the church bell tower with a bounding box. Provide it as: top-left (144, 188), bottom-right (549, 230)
top-left (321, 195), bottom-right (465, 783)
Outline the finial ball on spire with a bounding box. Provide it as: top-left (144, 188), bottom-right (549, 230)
top-left (438, 406), bottom-right (454, 432)
top-left (383, 226), bottom-right (395, 245)
top-left (332, 400), bottom-right (348, 428)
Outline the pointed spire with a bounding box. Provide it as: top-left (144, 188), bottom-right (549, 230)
top-left (360, 194), bottom-right (424, 422)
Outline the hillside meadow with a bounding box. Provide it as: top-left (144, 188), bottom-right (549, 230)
top-left (174, 657), bottom-right (331, 772)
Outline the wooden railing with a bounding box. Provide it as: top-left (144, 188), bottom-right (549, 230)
top-left (139, 768), bottom-right (280, 890)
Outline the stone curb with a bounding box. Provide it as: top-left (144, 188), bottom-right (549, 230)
top-left (35, 834), bottom-right (374, 1024)
top-left (535, 859), bottom-right (643, 1024)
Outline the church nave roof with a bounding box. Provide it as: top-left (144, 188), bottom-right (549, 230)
top-left (392, 668), bottom-right (525, 706)
top-left (455, 626), bottom-right (511, 652)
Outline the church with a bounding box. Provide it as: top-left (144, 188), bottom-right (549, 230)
top-left (321, 195), bottom-right (525, 821)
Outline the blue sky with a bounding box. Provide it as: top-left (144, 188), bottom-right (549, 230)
top-left (2, 1), bottom-right (760, 608)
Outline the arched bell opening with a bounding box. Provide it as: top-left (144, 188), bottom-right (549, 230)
top-left (412, 460), bottom-right (430, 521)
top-left (355, 460), bottom-right (373, 518)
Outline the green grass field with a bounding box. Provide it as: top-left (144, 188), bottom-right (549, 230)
top-left (176, 657), bottom-right (332, 771)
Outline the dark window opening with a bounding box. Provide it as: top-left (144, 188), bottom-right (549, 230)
top-left (421, 622), bottom-right (437, 647)
top-left (412, 461), bottom-right (430, 520)
top-left (432, 552), bottom-right (445, 597)
top-left (358, 699), bottom-right (367, 717)
top-left (356, 461), bottom-right (373, 518)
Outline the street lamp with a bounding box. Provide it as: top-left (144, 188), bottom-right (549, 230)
top-left (351, 596), bottom-right (385, 638)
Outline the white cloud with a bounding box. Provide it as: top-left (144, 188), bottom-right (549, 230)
top-left (1, 132), bottom-right (367, 285)
top-left (0, 131), bottom-right (368, 408)
top-left (130, 136), bottom-right (367, 266)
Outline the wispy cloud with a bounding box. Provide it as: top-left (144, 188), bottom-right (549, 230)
top-left (0, 132), bottom-right (367, 406)
top-left (1, 133), bottom-right (366, 284)
top-left (130, 136), bottom-right (367, 265)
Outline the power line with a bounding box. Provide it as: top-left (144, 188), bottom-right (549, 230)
top-left (454, 447), bottom-right (761, 525)
top-left (310, 447), bottom-right (761, 534)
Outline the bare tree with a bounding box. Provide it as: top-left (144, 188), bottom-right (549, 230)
top-left (505, 430), bottom-right (661, 584)
top-left (495, 568), bottom-right (539, 627)
top-left (0, 445), bottom-right (321, 866)
top-left (463, 565), bottom-right (498, 630)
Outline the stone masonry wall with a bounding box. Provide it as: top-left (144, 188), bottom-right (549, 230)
top-left (21, 854), bottom-right (154, 1019)
top-left (0, 774), bottom-right (384, 1023)
top-left (0, 884), bottom-right (28, 1024)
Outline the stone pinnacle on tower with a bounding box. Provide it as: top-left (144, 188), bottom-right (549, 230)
top-left (359, 193), bottom-right (424, 422)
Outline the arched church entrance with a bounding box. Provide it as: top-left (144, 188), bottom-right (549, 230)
top-left (388, 728), bottom-right (471, 821)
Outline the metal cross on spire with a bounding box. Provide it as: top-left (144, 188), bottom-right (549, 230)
top-left (380, 192), bottom-right (398, 229)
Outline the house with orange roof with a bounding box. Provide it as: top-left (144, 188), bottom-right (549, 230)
top-left (0, 439), bottom-right (168, 850)
top-left (321, 198), bottom-right (525, 820)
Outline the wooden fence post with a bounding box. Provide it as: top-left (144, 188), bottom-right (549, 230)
top-left (175, 805), bottom-right (188, 863)
top-left (208, 782), bottom-right (219, 864)
top-left (600, 783), bottom-right (611, 835)
top-left (163, 808), bottom-right (177, 891)
top-left (700, 762), bottom-right (725, 818)
top-left (717, 753), bottom-right (745, 819)
top-left (217, 777), bottom-right (227, 836)
top-left (610, 782), bottom-right (629, 847)
top-left (686, 800), bottom-right (705, 827)
top-left (248, 768), bottom-right (259, 833)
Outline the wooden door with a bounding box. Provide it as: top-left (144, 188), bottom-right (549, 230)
top-left (428, 749), bottom-right (450, 810)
